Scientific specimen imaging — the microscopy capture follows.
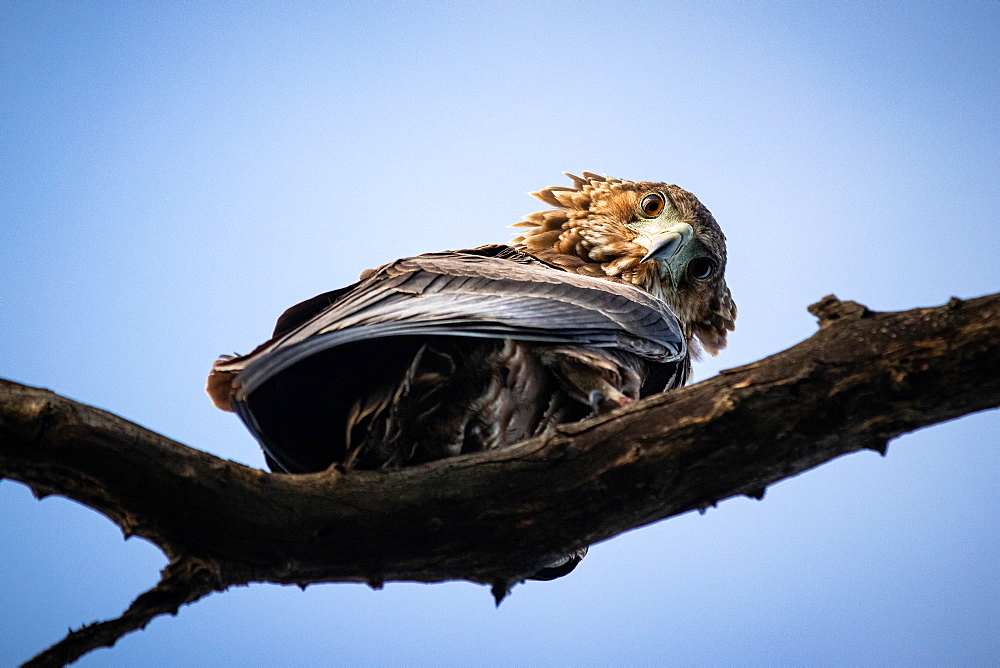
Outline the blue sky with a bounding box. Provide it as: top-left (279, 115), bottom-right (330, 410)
top-left (1, 1), bottom-right (997, 665)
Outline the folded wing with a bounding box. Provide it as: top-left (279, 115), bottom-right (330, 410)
top-left (209, 245), bottom-right (687, 473)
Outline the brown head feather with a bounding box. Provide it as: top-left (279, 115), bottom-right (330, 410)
top-left (511, 172), bottom-right (736, 356)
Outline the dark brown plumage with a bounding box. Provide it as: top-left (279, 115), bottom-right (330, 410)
top-left (206, 172), bottom-right (735, 580)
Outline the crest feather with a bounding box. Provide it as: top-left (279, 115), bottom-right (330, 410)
top-left (530, 174), bottom-right (605, 211)
top-left (531, 187), bottom-right (569, 208)
top-left (551, 189), bottom-right (587, 208)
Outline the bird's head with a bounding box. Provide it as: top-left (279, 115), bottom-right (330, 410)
top-left (511, 172), bottom-right (736, 356)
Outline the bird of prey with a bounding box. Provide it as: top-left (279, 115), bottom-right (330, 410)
top-left (207, 172), bottom-right (735, 580)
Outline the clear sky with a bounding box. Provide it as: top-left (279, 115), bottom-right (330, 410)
top-left (1, 1), bottom-right (997, 665)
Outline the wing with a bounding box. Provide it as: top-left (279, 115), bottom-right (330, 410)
top-left (215, 245), bottom-right (686, 398)
top-left (209, 245), bottom-right (688, 472)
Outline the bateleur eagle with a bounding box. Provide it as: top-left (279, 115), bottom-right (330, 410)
top-left (206, 172), bottom-right (735, 581)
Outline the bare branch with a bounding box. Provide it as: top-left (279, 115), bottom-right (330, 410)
top-left (22, 557), bottom-right (222, 668)
top-left (1, 293), bottom-right (998, 665)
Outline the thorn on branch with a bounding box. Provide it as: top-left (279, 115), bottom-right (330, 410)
top-left (697, 501), bottom-right (718, 516)
top-left (867, 442), bottom-right (889, 457)
top-left (118, 516), bottom-right (142, 540)
top-left (491, 580), bottom-right (512, 607)
top-left (744, 487), bottom-right (767, 500)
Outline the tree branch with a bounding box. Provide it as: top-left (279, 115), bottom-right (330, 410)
top-left (2, 293), bottom-right (998, 666)
top-left (22, 557), bottom-right (222, 668)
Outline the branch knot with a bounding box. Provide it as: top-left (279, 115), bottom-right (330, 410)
top-left (808, 294), bottom-right (872, 329)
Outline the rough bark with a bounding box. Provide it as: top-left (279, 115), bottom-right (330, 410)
top-left (2, 293), bottom-right (998, 667)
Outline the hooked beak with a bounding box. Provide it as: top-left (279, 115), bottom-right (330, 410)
top-left (638, 222), bottom-right (708, 289)
top-left (640, 223), bottom-right (695, 263)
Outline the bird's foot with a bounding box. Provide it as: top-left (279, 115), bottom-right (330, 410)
top-left (587, 388), bottom-right (634, 416)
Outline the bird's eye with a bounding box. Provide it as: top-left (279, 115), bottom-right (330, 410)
top-left (687, 257), bottom-right (716, 281)
top-left (639, 193), bottom-right (665, 218)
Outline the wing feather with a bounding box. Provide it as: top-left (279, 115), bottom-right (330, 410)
top-left (218, 246), bottom-right (685, 400)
